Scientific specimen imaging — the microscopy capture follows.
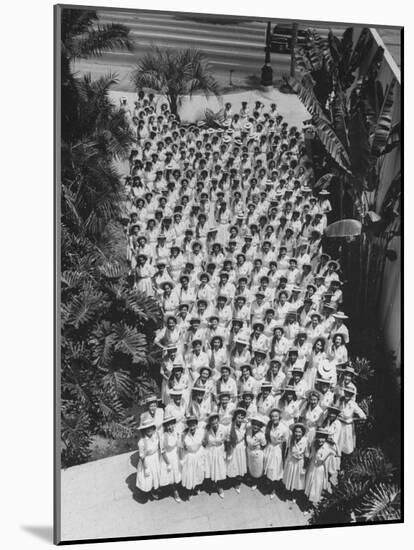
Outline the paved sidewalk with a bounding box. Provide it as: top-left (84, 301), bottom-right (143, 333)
top-left (61, 451), bottom-right (308, 542)
top-left (110, 88), bottom-right (310, 129)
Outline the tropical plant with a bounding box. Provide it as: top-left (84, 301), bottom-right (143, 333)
top-left (60, 8), bottom-right (133, 141)
top-left (311, 447), bottom-right (400, 525)
top-left (131, 47), bottom-right (220, 118)
top-left (60, 9), bottom-right (163, 467)
top-left (284, 27), bottom-right (400, 323)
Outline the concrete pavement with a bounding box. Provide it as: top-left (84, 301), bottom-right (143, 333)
top-left (60, 450), bottom-right (308, 542)
top-left (109, 88), bottom-right (310, 128)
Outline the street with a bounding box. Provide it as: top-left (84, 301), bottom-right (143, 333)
top-left (73, 10), bottom-right (400, 92)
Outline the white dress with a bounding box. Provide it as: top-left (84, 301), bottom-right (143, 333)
top-left (136, 432), bottom-right (161, 492)
top-left (226, 423), bottom-right (248, 478)
top-left (181, 428), bottom-right (206, 490)
top-left (246, 428), bottom-right (266, 478)
top-left (283, 436), bottom-right (308, 491)
top-left (304, 442), bottom-right (335, 504)
top-left (160, 429), bottom-right (182, 485)
top-left (264, 423), bottom-right (289, 481)
top-left (338, 400), bottom-right (366, 454)
top-left (204, 425), bottom-right (227, 481)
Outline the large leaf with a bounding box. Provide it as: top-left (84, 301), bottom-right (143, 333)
top-left (314, 173), bottom-right (335, 190)
top-left (371, 78), bottom-right (397, 157)
top-left (349, 110), bottom-right (371, 176)
top-left (325, 219), bottom-right (362, 237)
top-left (112, 323), bottom-right (147, 361)
top-left (357, 483), bottom-right (401, 521)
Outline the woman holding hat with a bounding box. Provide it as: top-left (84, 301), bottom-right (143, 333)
top-left (279, 386), bottom-right (301, 428)
top-left (181, 416), bottom-right (206, 499)
top-left (256, 382), bottom-right (277, 416)
top-left (187, 339), bottom-right (209, 382)
top-left (299, 390), bottom-right (323, 446)
top-left (159, 415), bottom-right (182, 502)
top-left (207, 335), bottom-right (228, 379)
top-left (246, 414), bottom-right (267, 489)
top-left (327, 333), bottom-right (348, 366)
top-left (226, 407), bottom-right (248, 493)
top-left (140, 394), bottom-right (164, 434)
top-left (320, 404), bottom-right (342, 477)
top-left (264, 408), bottom-right (289, 499)
top-left (203, 412), bottom-right (228, 498)
top-left (193, 366), bottom-right (217, 409)
top-left (216, 365), bottom-right (237, 402)
top-left (270, 324), bottom-right (290, 359)
top-left (237, 364), bottom-right (257, 399)
top-left (251, 348), bottom-right (270, 392)
top-left (330, 311), bottom-right (350, 344)
top-left (250, 321), bottom-right (268, 355)
top-left (289, 365), bottom-right (309, 401)
top-left (304, 427), bottom-right (336, 506)
top-left (166, 363), bottom-right (190, 405)
top-left (337, 387), bottom-right (366, 455)
top-left (136, 418), bottom-right (162, 500)
top-left (230, 337), bottom-right (252, 377)
top-left (232, 295), bottom-right (251, 326)
top-left (282, 422), bottom-right (308, 500)
top-left (266, 359), bottom-right (287, 395)
top-left (334, 364), bottom-right (357, 401)
top-left (316, 378), bottom-right (335, 411)
top-left (165, 389), bottom-right (187, 435)
top-left (154, 315), bottom-right (181, 350)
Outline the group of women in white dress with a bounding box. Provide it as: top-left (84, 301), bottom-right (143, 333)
top-left (120, 92), bottom-right (367, 508)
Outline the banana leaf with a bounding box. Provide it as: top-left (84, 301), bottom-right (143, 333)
top-left (371, 77), bottom-right (397, 157)
top-left (349, 110), bottom-right (371, 176)
top-left (314, 173), bottom-right (335, 190)
top-left (325, 219), bottom-right (362, 237)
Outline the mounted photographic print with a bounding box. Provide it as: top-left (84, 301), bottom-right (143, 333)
top-left (54, 3), bottom-right (403, 544)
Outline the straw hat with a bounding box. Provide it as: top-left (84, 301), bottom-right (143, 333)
top-left (138, 418), bottom-right (156, 431)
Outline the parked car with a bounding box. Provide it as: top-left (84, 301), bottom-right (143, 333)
top-left (270, 24), bottom-right (308, 53)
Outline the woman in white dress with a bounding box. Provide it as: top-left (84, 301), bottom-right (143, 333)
top-left (283, 422), bottom-right (308, 502)
top-left (337, 387), bottom-right (366, 455)
top-left (159, 415), bottom-right (182, 502)
top-left (299, 390), bottom-right (324, 446)
top-left (139, 394), bottom-right (164, 435)
top-left (304, 337), bottom-right (326, 390)
top-left (304, 428), bottom-right (336, 507)
top-left (164, 389), bottom-right (187, 436)
top-left (264, 408), bottom-right (289, 499)
top-left (203, 413), bottom-right (227, 498)
top-left (245, 414), bottom-right (267, 489)
top-left (320, 404), bottom-right (342, 478)
top-left (229, 337), bottom-right (251, 377)
top-left (266, 359), bottom-right (287, 396)
top-left (327, 333), bottom-right (348, 366)
top-left (136, 418), bottom-right (162, 500)
top-left (279, 386), bottom-right (301, 428)
top-left (226, 407), bottom-right (248, 493)
top-left (181, 416), bottom-right (206, 499)
top-left (135, 254), bottom-right (156, 296)
top-left (186, 387), bottom-right (211, 430)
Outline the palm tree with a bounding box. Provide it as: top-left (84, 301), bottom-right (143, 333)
top-left (131, 47), bottom-right (220, 118)
top-left (60, 8), bottom-right (133, 140)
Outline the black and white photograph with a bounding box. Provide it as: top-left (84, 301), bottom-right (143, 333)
top-left (55, 4), bottom-right (402, 544)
